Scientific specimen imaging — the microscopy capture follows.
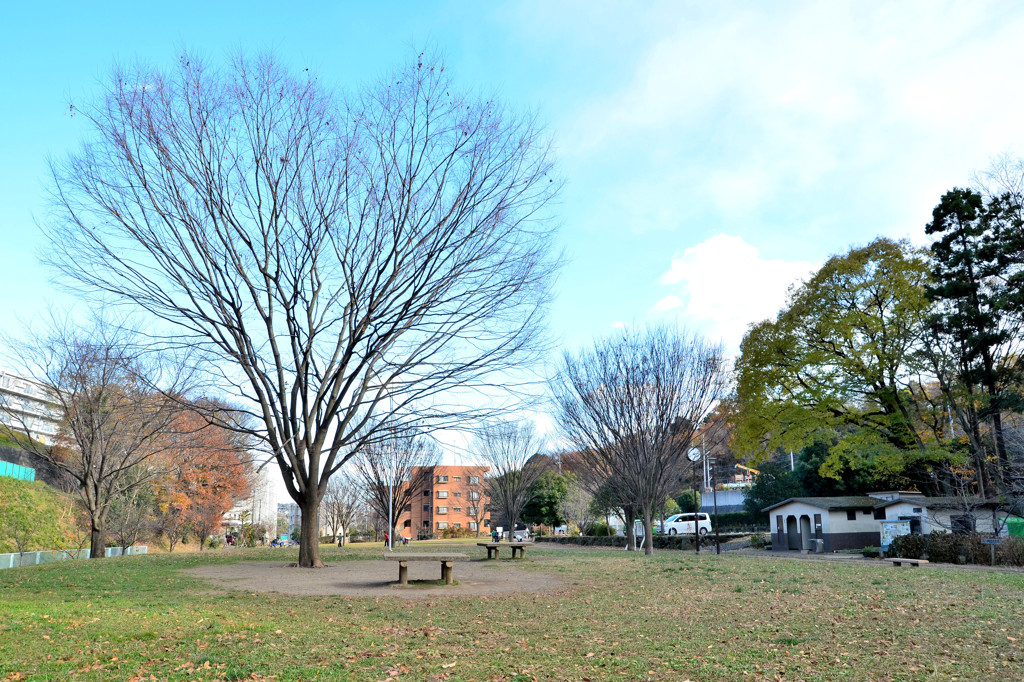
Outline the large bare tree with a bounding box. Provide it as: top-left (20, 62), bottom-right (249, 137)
top-left (552, 326), bottom-right (727, 554)
top-left (1, 316), bottom-right (189, 558)
top-left (42, 52), bottom-right (561, 566)
top-left (475, 421), bottom-right (545, 537)
top-left (354, 429), bottom-right (439, 544)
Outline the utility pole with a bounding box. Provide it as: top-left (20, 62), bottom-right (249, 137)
top-left (711, 457), bottom-right (721, 555)
top-left (387, 478), bottom-right (393, 551)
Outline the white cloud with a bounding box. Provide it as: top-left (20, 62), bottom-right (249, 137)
top-left (611, 320), bottom-right (625, 329)
top-left (650, 295), bottom-right (684, 313)
top-left (558, 2), bottom-right (1024, 237)
top-left (652, 234), bottom-right (816, 351)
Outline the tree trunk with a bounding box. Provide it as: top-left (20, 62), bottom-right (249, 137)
top-left (298, 498), bottom-right (325, 568)
top-left (991, 410), bottom-right (1009, 486)
top-left (624, 508), bottom-right (636, 551)
top-left (89, 521), bottom-right (105, 559)
top-left (642, 510), bottom-right (654, 555)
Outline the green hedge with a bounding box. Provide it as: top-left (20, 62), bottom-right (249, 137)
top-left (535, 535), bottom-right (713, 550)
top-left (708, 511), bottom-right (768, 532)
top-left (888, 531), bottom-right (1024, 566)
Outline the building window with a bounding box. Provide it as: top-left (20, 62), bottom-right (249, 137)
top-left (453, 523), bottom-right (461, 529)
top-left (403, 504), bottom-right (412, 512)
top-left (437, 475), bottom-right (448, 483)
top-left (469, 476), bottom-right (480, 484)
top-left (952, 514), bottom-right (976, 534)
top-left (423, 520), bottom-right (429, 527)
top-left (403, 520), bottom-right (411, 527)
top-left (846, 510), bottom-right (856, 521)
top-left (468, 491), bottom-right (480, 500)
top-left (437, 491), bottom-right (448, 498)
top-left (437, 506), bottom-right (448, 514)
top-left (469, 522), bottom-right (478, 531)
top-left (454, 476), bottom-right (461, 482)
top-left (873, 508), bottom-right (886, 520)
top-left (468, 507), bottom-right (478, 516)
top-left (453, 492), bottom-right (462, 498)
top-left (453, 507), bottom-right (462, 513)
top-left (912, 507), bottom-right (922, 514)
top-left (423, 490), bottom-right (430, 497)
top-left (423, 504), bottom-right (431, 512)
top-left (483, 519), bottom-right (490, 527)
top-left (437, 522), bottom-right (448, 530)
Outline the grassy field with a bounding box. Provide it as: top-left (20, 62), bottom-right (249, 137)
top-left (1, 539), bottom-right (1022, 681)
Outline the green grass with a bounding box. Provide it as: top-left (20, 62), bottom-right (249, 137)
top-left (1, 540), bottom-right (1023, 680)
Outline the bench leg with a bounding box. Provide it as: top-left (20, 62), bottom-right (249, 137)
top-left (442, 561), bottom-right (453, 584)
top-left (892, 562), bottom-right (901, 567)
top-left (399, 561), bottom-right (408, 585)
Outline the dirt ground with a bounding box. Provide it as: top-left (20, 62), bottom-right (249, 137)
top-left (184, 559), bottom-right (563, 598)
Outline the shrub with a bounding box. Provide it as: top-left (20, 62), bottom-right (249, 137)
top-left (998, 536), bottom-right (1024, 567)
top-left (590, 522), bottom-right (613, 537)
top-left (439, 527), bottom-right (475, 539)
top-left (888, 533), bottom-right (926, 560)
top-left (924, 531), bottom-right (964, 564)
top-left (749, 533), bottom-right (770, 549)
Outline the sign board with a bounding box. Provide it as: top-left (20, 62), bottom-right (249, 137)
top-left (879, 520), bottom-right (911, 550)
top-left (982, 538), bottom-right (1002, 546)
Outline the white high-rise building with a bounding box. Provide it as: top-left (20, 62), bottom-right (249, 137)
top-left (0, 371), bottom-right (62, 445)
top-left (224, 463), bottom-right (277, 534)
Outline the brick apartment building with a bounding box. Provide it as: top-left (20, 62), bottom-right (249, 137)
top-left (399, 465), bottom-right (490, 539)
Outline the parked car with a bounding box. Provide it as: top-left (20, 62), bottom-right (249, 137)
top-left (661, 513), bottom-right (712, 536)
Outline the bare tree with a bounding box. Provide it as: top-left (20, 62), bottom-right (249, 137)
top-left (476, 421), bottom-right (545, 537)
top-left (1, 316), bottom-right (189, 558)
top-left (552, 326), bottom-right (727, 555)
top-left (106, 485), bottom-right (155, 554)
top-left (465, 472), bottom-right (489, 537)
top-left (354, 428), bottom-right (439, 544)
top-left (558, 475), bottom-right (595, 535)
top-left (42, 52), bottom-right (560, 567)
top-left (321, 471), bottom-right (362, 546)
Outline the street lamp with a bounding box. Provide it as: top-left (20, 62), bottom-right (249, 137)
top-left (687, 447), bottom-right (702, 554)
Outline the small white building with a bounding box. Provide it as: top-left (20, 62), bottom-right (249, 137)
top-left (764, 496), bottom-right (883, 552)
top-left (765, 492), bottom-right (1014, 552)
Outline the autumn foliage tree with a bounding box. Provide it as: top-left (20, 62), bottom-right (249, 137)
top-left (160, 407), bottom-right (251, 550)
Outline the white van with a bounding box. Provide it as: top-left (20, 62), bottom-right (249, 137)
top-left (662, 513), bottom-right (712, 536)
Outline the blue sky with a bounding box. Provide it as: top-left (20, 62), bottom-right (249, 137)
top-left (5, 2), bottom-right (1024, 358)
top-left (6, 1), bottom-right (1024, 492)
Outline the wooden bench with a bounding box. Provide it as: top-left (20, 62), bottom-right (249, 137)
top-left (886, 557), bottom-right (929, 567)
top-left (383, 553), bottom-right (468, 585)
top-left (477, 542), bottom-right (531, 560)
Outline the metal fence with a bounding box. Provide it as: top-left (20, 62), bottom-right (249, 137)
top-left (0, 460), bottom-right (35, 481)
top-left (0, 545), bottom-right (148, 569)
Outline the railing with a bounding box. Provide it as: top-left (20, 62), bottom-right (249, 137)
top-left (0, 545), bottom-right (148, 569)
top-left (0, 460), bottom-right (35, 481)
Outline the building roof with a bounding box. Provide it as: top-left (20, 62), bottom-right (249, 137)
top-left (763, 496), bottom-right (881, 513)
top-left (877, 496), bottom-right (1000, 510)
top-left (765, 494), bottom-right (1003, 513)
